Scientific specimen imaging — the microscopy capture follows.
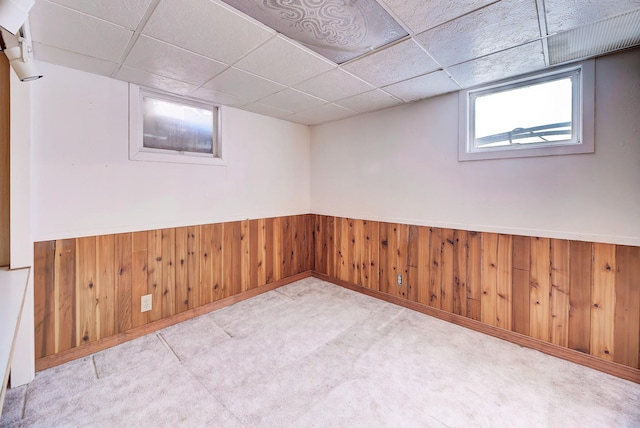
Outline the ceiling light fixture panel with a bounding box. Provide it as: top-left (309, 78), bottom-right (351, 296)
top-left (220, 0), bottom-right (408, 64)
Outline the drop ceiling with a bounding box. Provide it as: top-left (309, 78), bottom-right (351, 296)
top-left (28, 0), bottom-right (640, 126)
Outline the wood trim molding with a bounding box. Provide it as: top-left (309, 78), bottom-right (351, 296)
top-left (35, 271), bottom-right (312, 371)
top-left (312, 271), bottom-right (640, 384)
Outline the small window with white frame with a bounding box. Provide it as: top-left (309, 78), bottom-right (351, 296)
top-left (129, 85), bottom-right (224, 165)
top-left (459, 61), bottom-right (594, 161)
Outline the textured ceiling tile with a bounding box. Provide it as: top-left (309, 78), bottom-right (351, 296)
top-left (116, 66), bottom-right (198, 96)
top-left (335, 89), bottom-right (402, 113)
top-left (447, 41), bottom-right (546, 88)
top-left (30, 1), bottom-right (133, 62)
top-left (241, 102), bottom-right (293, 118)
top-left (234, 36), bottom-right (336, 86)
top-left (383, 70), bottom-right (461, 102)
top-left (297, 103), bottom-right (358, 123)
top-left (381, 0), bottom-right (498, 33)
top-left (124, 36), bottom-right (227, 85)
top-left (416, 0), bottom-right (541, 67)
top-left (258, 88), bottom-right (327, 112)
top-left (143, 0), bottom-right (274, 64)
top-left (545, 0), bottom-right (640, 33)
top-left (190, 87), bottom-right (250, 107)
top-left (343, 38), bottom-right (439, 87)
top-left (47, 0), bottom-right (153, 30)
top-left (34, 42), bottom-right (117, 76)
top-left (202, 67), bottom-right (286, 102)
top-left (293, 69), bottom-right (374, 102)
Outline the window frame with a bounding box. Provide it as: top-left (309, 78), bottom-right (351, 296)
top-left (129, 85), bottom-right (225, 166)
top-left (458, 60), bottom-right (594, 161)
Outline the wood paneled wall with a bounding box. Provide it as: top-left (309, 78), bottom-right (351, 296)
top-left (312, 215), bottom-right (640, 371)
top-left (34, 215), bottom-right (313, 360)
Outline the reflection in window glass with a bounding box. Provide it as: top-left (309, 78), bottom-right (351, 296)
top-left (473, 76), bottom-right (573, 148)
top-left (142, 96), bottom-right (214, 154)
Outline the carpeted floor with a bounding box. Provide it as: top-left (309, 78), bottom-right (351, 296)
top-left (2, 277), bottom-right (639, 427)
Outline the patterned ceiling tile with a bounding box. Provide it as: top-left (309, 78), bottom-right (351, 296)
top-left (447, 41), bottom-right (546, 88)
top-left (343, 38), bottom-right (439, 87)
top-left (335, 89), bottom-right (402, 113)
top-left (293, 69), bottom-right (374, 102)
top-left (381, 0), bottom-right (498, 33)
top-left (384, 70), bottom-right (461, 102)
top-left (124, 36), bottom-right (228, 86)
top-left (415, 0), bottom-right (541, 67)
top-left (545, 0), bottom-right (640, 33)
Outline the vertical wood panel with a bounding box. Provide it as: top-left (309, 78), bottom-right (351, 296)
top-left (264, 218), bottom-right (274, 284)
top-left (417, 226), bottom-right (431, 305)
top-left (34, 241), bottom-right (56, 358)
top-left (115, 234), bottom-right (132, 333)
top-left (467, 232), bottom-right (482, 321)
top-left (591, 243), bottom-right (616, 361)
top-left (428, 228), bottom-right (442, 308)
top-left (305, 214), bottom-right (314, 272)
top-left (272, 217), bottom-right (283, 282)
top-left (175, 227), bottom-right (189, 314)
top-left (249, 219), bottom-right (260, 290)
top-left (363, 220), bottom-right (379, 290)
top-left (338, 218), bottom-right (349, 282)
top-left (396, 223), bottom-right (409, 300)
top-left (241, 220), bottom-right (251, 292)
top-left (378, 223), bottom-right (389, 295)
top-left (199, 224), bottom-right (213, 305)
top-left (186, 226), bottom-right (200, 309)
top-left (224, 221), bottom-right (242, 297)
top-left (385, 223), bottom-right (400, 297)
top-left (550, 239), bottom-right (570, 347)
top-left (76, 237), bottom-right (97, 345)
top-left (352, 219), bottom-right (362, 286)
top-left (211, 223), bottom-right (224, 301)
top-left (512, 235), bottom-right (531, 335)
top-left (496, 234), bottom-right (513, 330)
top-left (453, 230), bottom-right (468, 316)
top-left (326, 216), bottom-right (336, 278)
top-left (614, 245), bottom-right (640, 368)
top-left (406, 225), bottom-right (419, 302)
top-left (131, 232), bottom-right (148, 328)
top-left (147, 230), bottom-right (163, 322)
top-left (530, 237), bottom-right (551, 342)
top-left (441, 228), bottom-right (455, 313)
top-left (314, 216), bottom-right (326, 274)
top-left (568, 240), bottom-right (592, 354)
top-left (55, 239), bottom-right (76, 352)
top-left (161, 229), bottom-right (176, 319)
top-left (481, 233), bottom-right (498, 327)
top-left (282, 217), bottom-right (292, 279)
top-left (97, 235), bottom-right (116, 339)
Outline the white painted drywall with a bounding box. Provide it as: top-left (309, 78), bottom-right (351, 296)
top-left (310, 49), bottom-right (640, 246)
top-left (30, 62), bottom-right (311, 241)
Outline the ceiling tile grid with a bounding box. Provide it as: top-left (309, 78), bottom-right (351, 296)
top-left (26, 0), bottom-right (640, 126)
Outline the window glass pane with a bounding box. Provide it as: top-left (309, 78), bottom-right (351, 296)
top-left (142, 96), bottom-right (214, 154)
top-left (474, 77), bottom-right (572, 148)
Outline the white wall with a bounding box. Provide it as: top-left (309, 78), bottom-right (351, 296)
top-left (311, 48), bottom-right (640, 246)
top-left (31, 62), bottom-right (311, 241)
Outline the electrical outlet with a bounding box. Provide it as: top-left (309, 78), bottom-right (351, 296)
top-left (397, 274), bottom-right (402, 286)
top-left (141, 294), bottom-right (152, 312)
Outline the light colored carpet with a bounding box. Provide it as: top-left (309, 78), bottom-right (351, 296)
top-left (2, 277), bottom-right (639, 427)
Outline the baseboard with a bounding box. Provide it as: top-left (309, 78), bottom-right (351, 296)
top-left (35, 271), bottom-right (312, 372)
top-left (312, 271), bottom-right (640, 384)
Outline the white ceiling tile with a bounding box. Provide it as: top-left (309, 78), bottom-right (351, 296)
top-left (545, 0), bottom-right (640, 33)
top-left (381, 0), bottom-right (498, 33)
top-left (47, 0), bottom-right (153, 30)
top-left (241, 102), bottom-right (293, 118)
top-left (124, 35), bottom-right (227, 85)
top-left (33, 42), bottom-right (117, 76)
top-left (343, 38), bottom-right (439, 87)
top-left (203, 68), bottom-right (286, 102)
top-left (447, 41), bottom-right (546, 88)
top-left (416, 0), bottom-right (541, 67)
top-left (293, 69), bottom-right (375, 102)
top-left (335, 89), bottom-right (402, 113)
top-left (116, 66), bottom-right (197, 95)
top-left (143, 0), bottom-right (274, 64)
top-left (190, 87), bottom-right (249, 107)
top-left (384, 70), bottom-right (461, 102)
top-left (30, 1), bottom-right (133, 62)
top-left (234, 36), bottom-right (336, 86)
top-left (298, 103), bottom-right (358, 124)
top-left (258, 88), bottom-right (327, 112)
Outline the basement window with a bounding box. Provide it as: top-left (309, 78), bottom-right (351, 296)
top-left (458, 61), bottom-right (594, 161)
top-left (129, 85), bottom-right (223, 165)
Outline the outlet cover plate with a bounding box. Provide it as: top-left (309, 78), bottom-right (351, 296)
top-left (141, 294), bottom-right (152, 312)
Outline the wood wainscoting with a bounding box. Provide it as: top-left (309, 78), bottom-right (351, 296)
top-left (34, 215), bottom-right (313, 370)
top-left (311, 215), bottom-right (640, 383)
